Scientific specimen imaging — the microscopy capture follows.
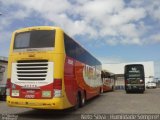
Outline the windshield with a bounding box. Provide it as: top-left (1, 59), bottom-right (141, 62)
top-left (14, 30), bottom-right (55, 49)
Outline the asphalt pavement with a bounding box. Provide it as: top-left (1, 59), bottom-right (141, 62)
top-left (0, 88), bottom-right (160, 120)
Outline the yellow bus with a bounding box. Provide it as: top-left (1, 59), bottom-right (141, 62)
top-left (7, 26), bottom-right (102, 110)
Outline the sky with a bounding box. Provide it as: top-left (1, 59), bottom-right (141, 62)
top-left (0, 0), bottom-right (160, 78)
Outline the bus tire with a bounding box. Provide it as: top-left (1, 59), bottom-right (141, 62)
top-left (140, 90), bottom-right (144, 94)
top-left (74, 93), bottom-right (80, 110)
top-left (80, 91), bottom-right (86, 107)
top-left (100, 87), bottom-right (103, 94)
top-left (126, 90), bottom-right (129, 94)
top-left (111, 86), bottom-right (114, 91)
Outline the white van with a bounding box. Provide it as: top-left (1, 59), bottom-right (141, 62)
top-left (146, 81), bottom-right (156, 89)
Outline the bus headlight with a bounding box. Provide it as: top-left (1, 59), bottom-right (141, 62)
top-left (11, 90), bottom-right (19, 97)
top-left (42, 91), bottom-right (51, 98)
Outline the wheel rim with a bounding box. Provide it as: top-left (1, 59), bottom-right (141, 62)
top-left (82, 97), bottom-right (85, 105)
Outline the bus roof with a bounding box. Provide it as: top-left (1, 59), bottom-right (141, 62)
top-left (125, 64), bottom-right (144, 67)
top-left (13, 26), bottom-right (62, 33)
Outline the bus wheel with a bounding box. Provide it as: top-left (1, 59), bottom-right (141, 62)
top-left (140, 90), bottom-right (144, 94)
top-left (111, 86), bottom-right (114, 91)
top-left (74, 94), bottom-right (80, 110)
top-left (80, 92), bottom-right (86, 107)
top-left (100, 87), bottom-right (103, 94)
top-left (126, 90), bottom-right (129, 94)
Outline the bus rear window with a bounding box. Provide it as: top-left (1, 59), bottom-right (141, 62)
top-left (14, 30), bottom-right (55, 49)
top-left (126, 65), bottom-right (144, 78)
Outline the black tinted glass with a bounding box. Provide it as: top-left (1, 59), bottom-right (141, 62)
top-left (126, 65), bottom-right (144, 78)
top-left (14, 30), bottom-right (55, 49)
top-left (64, 33), bottom-right (101, 66)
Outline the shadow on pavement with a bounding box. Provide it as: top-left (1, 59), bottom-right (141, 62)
top-left (18, 108), bottom-right (78, 120)
top-left (17, 95), bottom-right (103, 120)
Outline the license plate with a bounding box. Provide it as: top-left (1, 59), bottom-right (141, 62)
top-left (25, 94), bottom-right (35, 99)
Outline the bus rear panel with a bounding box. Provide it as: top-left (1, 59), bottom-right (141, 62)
top-left (7, 26), bottom-right (102, 110)
top-left (124, 64), bottom-right (145, 93)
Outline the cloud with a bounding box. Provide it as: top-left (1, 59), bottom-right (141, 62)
top-left (108, 7), bottom-right (146, 26)
top-left (77, 0), bottom-right (124, 20)
top-left (0, 0), bottom-right (160, 47)
top-left (0, 31), bottom-right (11, 43)
top-left (121, 38), bottom-right (142, 45)
top-left (130, 0), bottom-right (160, 21)
top-left (148, 34), bottom-right (160, 43)
top-left (0, 30), bottom-right (11, 56)
top-left (119, 24), bottom-right (139, 38)
top-left (105, 38), bottom-right (118, 46)
top-left (105, 37), bottom-right (142, 46)
top-left (99, 56), bottom-right (128, 64)
top-left (152, 6), bottom-right (160, 21)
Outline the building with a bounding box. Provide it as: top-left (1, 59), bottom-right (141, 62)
top-left (0, 56), bottom-right (8, 100)
top-left (102, 61), bottom-right (154, 89)
top-left (154, 61), bottom-right (160, 80)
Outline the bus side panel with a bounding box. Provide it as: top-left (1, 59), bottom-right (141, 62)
top-left (64, 57), bottom-right (100, 105)
top-left (103, 86), bottom-right (112, 92)
top-left (74, 61), bottom-right (100, 100)
top-left (103, 78), bottom-right (114, 92)
top-left (64, 56), bottom-right (77, 106)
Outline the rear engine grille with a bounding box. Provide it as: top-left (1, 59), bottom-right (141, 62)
top-left (16, 60), bottom-right (48, 81)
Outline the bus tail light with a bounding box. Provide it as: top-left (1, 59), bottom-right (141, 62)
top-left (53, 79), bottom-right (62, 89)
top-left (7, 79), bottom-right (11, 88)
top-left (6, 79), bottom-right (11, 96)
top-left (53, 79), bottom-right (62, 97)
top-left (140, 79), bottom-right (144, 84)
top-left (125, 80), bottom-right (128, 84)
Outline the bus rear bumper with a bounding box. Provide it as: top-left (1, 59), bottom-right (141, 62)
top-left (6, 96), bottom-right (69, 110)
top-left (125, 84), bottom-right (145, 91)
